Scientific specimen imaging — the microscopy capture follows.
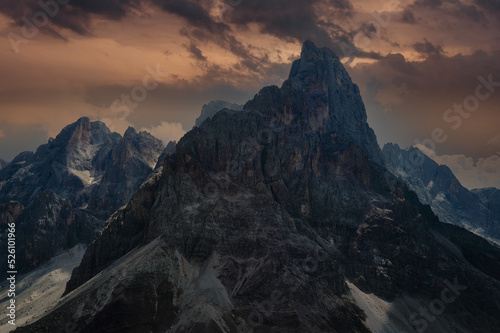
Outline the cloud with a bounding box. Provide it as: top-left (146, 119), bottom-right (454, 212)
top-left (488, 133), bottom-right (500, 147)
top-left (1, 0), bottom-right (499, 172)
top-left (475, 0), bottom-right (500, 14)
top-left (411, 0), bottom-right (487, 23)
top-left (141, 121), bottom-right (186, 144)
top-left (413, 39), bottom-right (444, 56)
top-left (226, 0), bottom-right (355, 55)
top-left (415, 144), bottom-right (500, 189)
top-left (0, 0), bottom-right (353, 49)
top-left (69, 0), bottom-right (140, 18)
top-left (185, 42), bottom-right (207, 61)
top-left (99, 115), bottom-right (135, 136)
top-left (400, 9), bottom-right (417, 24)
top-left (152, 0), bottom-right (229, 34)
top-left (0, 0), bottom-right (140, 36)
top-left (349, 50), bottom-right (500, 159)
top-left (0, 129), bottom-right (4, 138)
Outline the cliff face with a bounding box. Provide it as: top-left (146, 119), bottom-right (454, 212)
top-left (473, 187), bottom-right (500, 216)
top-left (244, 40), bottom-right (383, 165)
top-left (15, 42), bottom-right (500, 333)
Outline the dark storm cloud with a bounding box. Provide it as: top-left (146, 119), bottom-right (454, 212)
top-left (454, 4), bottom-right (486, 23)
top-left (414, 0), bottom-right (444, 8)
top-left (413, 39), bottom-right (444, 56)
top-left (185, 42), bottom-right (207, 61)
top-left (69, 0), bottom-right (140, 18)
top-left (0, 0), bottom-right (223, 37)
top-left (411, 0), bottom-right (486, 23)
top-left (153, 0), bottom-right (359, 60)
top-left (2, 0), bottom-right (375, 61)
top-left (151, 0), bottom-right (229, 34)
top-left (0, 0), bottom-right (140, 35)
top-left (226, 0), bottom-right (356, 55)
top-left (349, 50), bottom-right (500, 159)
top-left (401, 9), bottom-right (417, 24)
top-left (179, 23), bottom-right (274, 75)
top-left (475, 0), bottom-right (500, 13)
top-left (48, 6), bottom-right (93, 36)
top-left (0, 2), bottom-right (25, 19)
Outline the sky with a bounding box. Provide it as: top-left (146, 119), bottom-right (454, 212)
top-left (0, 0), bottom-right (499, 189)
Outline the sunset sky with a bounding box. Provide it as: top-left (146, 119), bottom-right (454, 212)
top-left (0, 0), bottom-right (499, 188)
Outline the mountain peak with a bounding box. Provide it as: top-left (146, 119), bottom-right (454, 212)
top-left (195, 100), bottom-right (243, 127)
top-left (75, 116), bottom-right (91, 125)
top-left (53, 117), bottom-right (111, 148)
top-left (301, 40), bottom-right (338, 63)
top-left (124, 126), bottom-right (137, 138)
top-left (248, 41), bottom-right (383, 163)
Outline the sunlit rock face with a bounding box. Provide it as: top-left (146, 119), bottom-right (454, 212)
top-left (15, 42), bottom-right (500, 333)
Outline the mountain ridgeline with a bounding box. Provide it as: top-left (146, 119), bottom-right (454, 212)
top-left (194, 100), bottom-right (243, 128)
top-left (12, 42), bottom-right (500, 333)
top-left (0, 118), bottom-right (165, 276)
top-left (383, 143), bottom-right (500, 244)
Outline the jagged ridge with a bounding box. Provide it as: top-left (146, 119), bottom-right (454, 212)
top-left (15, 42), bottom-right (500, 333)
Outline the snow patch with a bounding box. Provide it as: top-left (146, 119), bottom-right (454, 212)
top-left (433, 193), bottom-right (446, 203)
top-left (68, 168), bottom-right (98, 186)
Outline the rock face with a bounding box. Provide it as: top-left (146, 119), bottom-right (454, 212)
top-left (194, 100), bottom-right (243, 127)
top-left (15, 42), bottom-right (500, 333)
top-left (0, 158), bottom-right (7, 170)
top-left (3, 190), bottom-right (101, 274)
top-left (155, 140), bottom-right (177, 170)
top-left (472, 187), bottom-right (500, 216)
top-left (383, 143), bottom-right (500, 244)
top-left (0, 118), bottom-right (164, 277)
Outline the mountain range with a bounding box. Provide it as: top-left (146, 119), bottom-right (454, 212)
top-left (1, 41), bottom-right (500, 333)
top-left (0, 118), bottom-right (165, 276)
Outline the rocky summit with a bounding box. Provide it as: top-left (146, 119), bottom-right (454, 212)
top-left (195, 100), bottom-right (244, 128)
top-left (0, 118), bottom-right (164, 277)
top-left (14, 42), bottom-right (500, 333)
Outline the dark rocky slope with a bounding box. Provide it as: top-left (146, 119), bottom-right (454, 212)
top-left (15, 42), bottom-right (500, 333)
top-left (472, 187), bottom-right (500, 216)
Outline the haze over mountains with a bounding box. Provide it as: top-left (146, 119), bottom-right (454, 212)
top-left (1, 42), bottom-right (499, 333)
